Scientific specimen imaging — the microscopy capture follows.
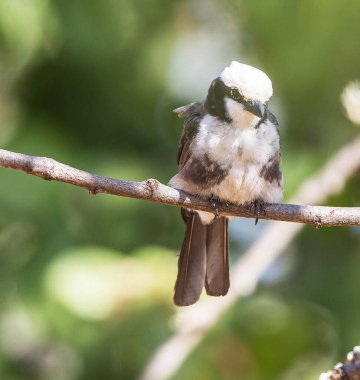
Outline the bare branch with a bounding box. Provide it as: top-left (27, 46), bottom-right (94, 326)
top-left (1, 138), bottom-right (360, 380)
top-left (1, 147), bottom-right (360, 227)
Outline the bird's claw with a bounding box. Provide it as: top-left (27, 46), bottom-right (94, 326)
top-left (251, 199), bottom-right (265, 225)
top-left (209, 197), bottom-right (220, 219)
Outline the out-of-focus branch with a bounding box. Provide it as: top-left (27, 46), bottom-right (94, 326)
top-left (138, 134), bottom-right (360, 380)
top-left (319, 346), bottom-right (360, 380)
top-left (1, 147), bottom-right (360, 226)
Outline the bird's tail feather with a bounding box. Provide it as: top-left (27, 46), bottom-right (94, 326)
top-left (174, 211), bottom-right (229, 306)
top-left (205, 217), bottom-right (229, 296)
top-left (174, 211), bottom-right (207, 306)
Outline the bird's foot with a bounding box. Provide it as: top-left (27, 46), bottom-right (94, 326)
top-left (250, 199), bottom-right (265, 225)
top-left (208, 196), bottom-right (221, 219)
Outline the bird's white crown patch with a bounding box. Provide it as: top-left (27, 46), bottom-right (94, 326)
top-left (220, 61), bottom-right (273, 102)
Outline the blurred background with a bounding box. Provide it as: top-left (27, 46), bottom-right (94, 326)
top-left (0, 1), bottom-right (360, 379)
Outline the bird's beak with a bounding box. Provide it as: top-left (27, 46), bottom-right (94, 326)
top-left (245, 100), bottom-right (266, 118)
top-left (254, 100), bottom-right (266, 119)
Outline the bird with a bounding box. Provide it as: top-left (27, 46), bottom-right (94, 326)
top-left (169, 61), bottom-right (283, 306)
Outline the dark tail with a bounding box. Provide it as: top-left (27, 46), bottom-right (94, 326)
top-left (174, 210), bottom-right (229, 306)
top-left (205, 217), bottom-right (229, 296)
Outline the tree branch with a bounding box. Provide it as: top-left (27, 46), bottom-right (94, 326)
top-left (2, 138), bottom-right (360, 380)
top-left (1, 148), bottom-right (360, 227)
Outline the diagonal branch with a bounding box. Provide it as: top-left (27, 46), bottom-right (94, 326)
top-left (1, 147), bottom-right (360, 227)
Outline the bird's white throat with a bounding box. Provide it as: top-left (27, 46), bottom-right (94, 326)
top-left (224, 98), bottom-right (262, 129)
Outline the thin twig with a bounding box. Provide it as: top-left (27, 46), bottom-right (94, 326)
top-left (320, 346), bottom-right (360, 380)
top-left (1, 148), bottom-right (360, 227)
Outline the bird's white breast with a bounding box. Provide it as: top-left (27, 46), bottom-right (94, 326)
top-left (195, 115), bottom-right (277, 167)
top-left (192, 114), bottom-right (281, 204)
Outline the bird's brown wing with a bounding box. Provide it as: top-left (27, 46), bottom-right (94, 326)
top-left (173, 102), bottom-right (209, 306)
top-left (174, 101), bottom-right (205, 169)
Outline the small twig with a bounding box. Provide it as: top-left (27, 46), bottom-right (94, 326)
top-left (320, 346), bottom-right (360, 380)
top-left (1, 148), bottom-right (360, 227)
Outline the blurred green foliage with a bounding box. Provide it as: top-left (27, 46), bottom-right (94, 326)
top-left (0, 1), bottom-right (360, 379)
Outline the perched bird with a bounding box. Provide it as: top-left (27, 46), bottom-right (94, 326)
top-left (169, 61), bottom-right (283, 306)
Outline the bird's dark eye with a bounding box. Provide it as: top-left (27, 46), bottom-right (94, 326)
top-left (230, 88), bottom-right (243, 102)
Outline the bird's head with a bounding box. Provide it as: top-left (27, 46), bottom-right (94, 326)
top-left (205, 61), bottom-right (273, 127)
